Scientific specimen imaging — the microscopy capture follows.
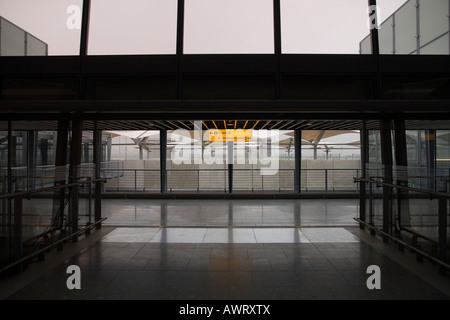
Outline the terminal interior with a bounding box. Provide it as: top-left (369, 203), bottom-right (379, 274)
top-left (1, 0), bottom-right (450, 300)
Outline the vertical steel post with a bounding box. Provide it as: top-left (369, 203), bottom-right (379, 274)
top-left (93, 122), bottom-right (102, 228)
top-left (54, 120), bottom-right (69, 234)
top-left (160, 130), bottom-right (167, 194)
top-left (273, 0), bottom-right (282, 99)
top-left (26, 130), bottom-right (37, 190)
top-left (228, 141), bottom-right (233, 194)
top-left (70, 118), bottom-right (83, 241)
top-left (176, 0), bottom-right (185, 99)
top-left (438, 192), bottom-right (448, 274)
top-left (380, 119), bottom-right (393, 242)
top-left (368, 0), bottom-right (382, 100)
top-left (79, 0), bottom-right (91, 57)
top-left (425, 130), bottom-right (436, 191)
top-left (394, 119), bottom-right (410, 230)
top-left (360, 121), bottom-right (368, 228)
top-left (7, 121), bottom-right (12, 263)
top-left (294, 129), bottom-right (301, 193)
top-left (416, 0), bottom-right (421, 54)
top-left (13, 196), bottom-right (22, 262)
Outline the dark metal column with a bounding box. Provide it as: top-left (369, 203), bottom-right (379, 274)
top-left (380, 119), bottom-right (393, 242)
top-left (425, 130), bottom-right (436, 191)
top-left (294, 129), bottom-right (301, 193)
top-left (438, 190), bottom-right (448, 274)
top-left (93, 122), bottom-right (102, 228)
top-left (368, 0), bottom-right (381, 99)
top-left (359, 121), bottom-right (369, 228)
top-left (69, 118), bottom-right (83, 240)
top-left (54, 120), bottom-right (69, 233)
top-left (26, 130), bottom-right (37, 190)
top-left (228, 141), bottom-right (233, 194)
top-left (40, 138), bottom-right (48, 165)
top-left (273, 0), bottom-right (282, 99)
top-left (394, 119), bottom-right (410, 230)
top-left (7, 121), bottom-right (13, 264)
top-left (13, 196), bottom-right (22, 262)
top-left (7, 121), bottom-right (12, 195)
top-left (176, 0), bottom-right (185, 99)
top-left (160, 130), bottom-right (167, 194)
top-left (79, 0), bottom-right (91, 56)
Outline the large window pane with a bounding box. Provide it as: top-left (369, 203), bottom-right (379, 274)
top-left (0, 17), bottom-right (25, 56)
top-left (281, 0), bottom-right (371, 54)
top-left (0, 0), bottom-right (82, 55)
top-left (359, 34), bottom-right (372, 54)
top-left (26, 34), bottom-right (48, 56)
top-left (420, 34), bottom-right (449, 54)
top-left (378, 0), bottom-right (449, 55)
top-left (88, 0), bottom-right (178, 55)
top-left (374, 0), bottom-right (409, 54)
top-left (395, 0), bottom-right (418, 54)
top-left (379, 16), bottom-right (394, 54)
top-left (184, 0), bottom-right (274, 54)
top-left (420, 0), bottom-right (449, 47)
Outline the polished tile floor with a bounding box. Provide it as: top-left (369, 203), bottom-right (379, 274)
top-left (2, 199), bottom-right (450, 300)
top-left (100, 199), bottom-right (360, 227)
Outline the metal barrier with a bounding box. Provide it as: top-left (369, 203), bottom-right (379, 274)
top-left (102, 168), bottom-right (361, 193)
top-left (0, 217), bottom-right (107, 275)
top-left (0, 177), bottom-right (106, 274)
top-left (354, 176), bottom-right (449, 274)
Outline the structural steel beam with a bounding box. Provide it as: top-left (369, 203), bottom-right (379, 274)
top-left (380, 118), bottom-right (393, 242)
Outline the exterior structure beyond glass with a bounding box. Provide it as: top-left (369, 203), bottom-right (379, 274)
top-left (360, 0), bottom-right (450, 54)
top-left (0, 17), bottom-right (48, 56)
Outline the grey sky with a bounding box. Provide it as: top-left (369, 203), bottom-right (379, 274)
top-left (0, 0), bottom-right (408, 55)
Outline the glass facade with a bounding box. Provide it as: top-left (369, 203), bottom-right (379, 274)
top-left (0, 1), bottom-right (449, 277)
top-left (88, 0), bottom-right (178, 55)
top-left (1, 0), bottom-right (448, 56)
top-left (360, 0), bottom-right (450, 54)
top-left (184, 0), bottom-right (274, 54)
top-left (281, 0), bottom-right (371, 54)
top-left (93, 129), bottom-right (361, 193)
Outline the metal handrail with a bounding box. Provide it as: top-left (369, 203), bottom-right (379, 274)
top-left (101, 168), bottom-right (361, 192)
top-left (355, 218), bottom-right (450, 271)
top-left (0, 217), bottom-right (107, 275)
top-left (0, 177), bottom-right (107, 200)
top-left (353, 177), bottom-right (450, 199)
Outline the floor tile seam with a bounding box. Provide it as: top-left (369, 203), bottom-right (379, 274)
top-left (306, 244), bottom-right (360, 288)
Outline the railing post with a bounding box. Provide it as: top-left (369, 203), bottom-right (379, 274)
top-left (227, 141), bottom-right (233, 194)
top-left (69, 118), bottom-right (83, 242)
top-left (380, 119), bottom-right (393, 242)
top-left (360, 123), bottom-right (368, 228)
top-left (160, 130), bottom-right (167, 194)
top-left (294, 129), bottom-right (301, 193)
top-left (369, 182), bottom-right (375, 235)
top-left (93, 124), bottom-right (102, 229)
top-left (438, 180), bottom-right (448, 274)
top-left (88, 182), bottom-right (92, 225)
top-left (325, 169), bottom-right (328, 192)
top-left (13, 196), bottom-right (23, 263)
